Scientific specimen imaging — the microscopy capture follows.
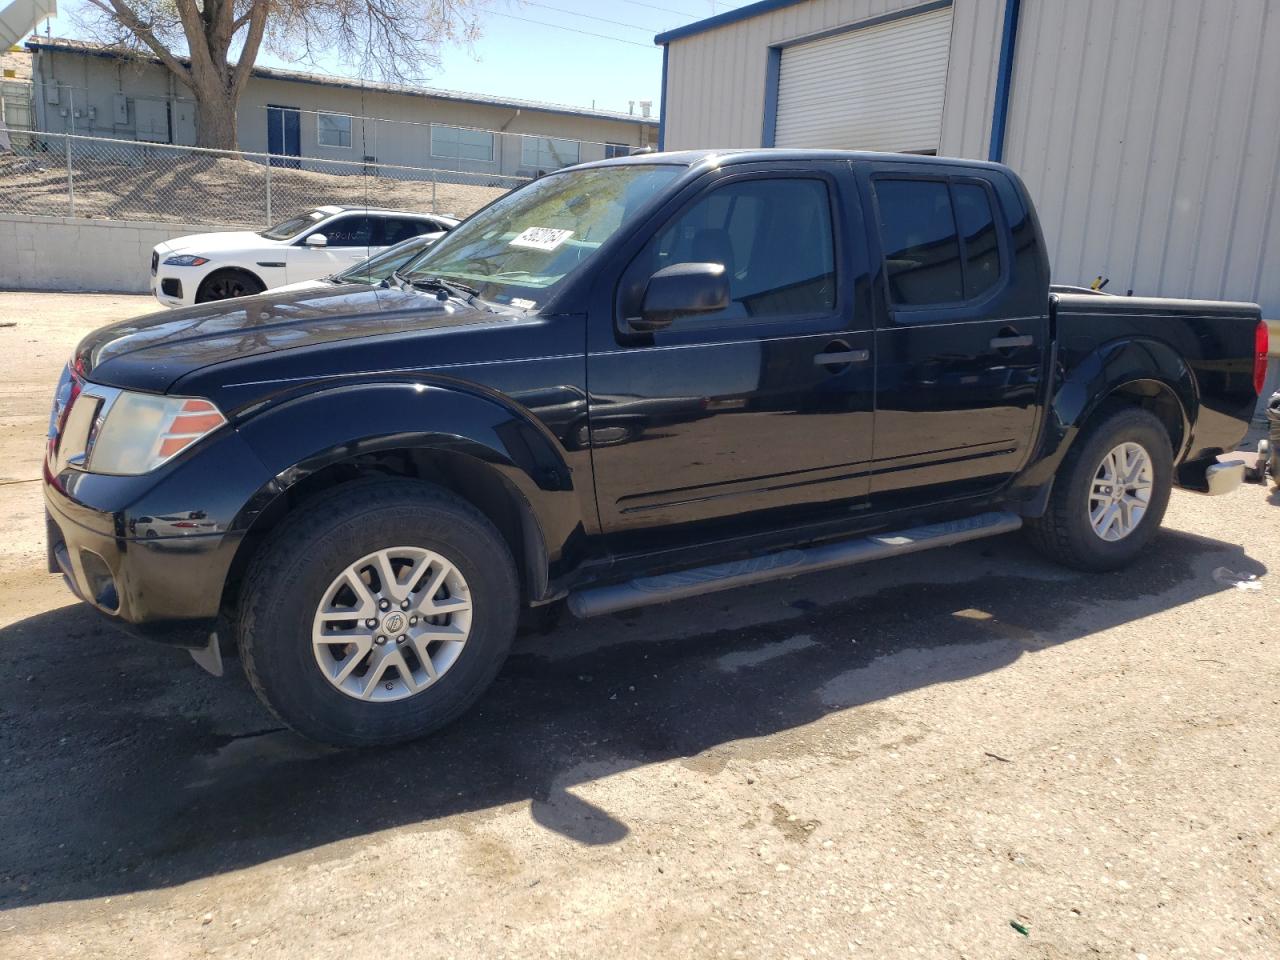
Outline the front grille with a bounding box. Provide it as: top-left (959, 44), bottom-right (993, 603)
top-left (151, 251), bottom-right (159, 275)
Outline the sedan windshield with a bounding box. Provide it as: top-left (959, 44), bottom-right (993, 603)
top-left (404, 164), bottom-right (682, 310)
top-left (260, 209), bottom-right (327, 241)
top-left (333, 235), bottom-right (437, 285)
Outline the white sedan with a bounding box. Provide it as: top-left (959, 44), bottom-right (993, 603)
top-left (149, 206), bottom-right (459, 307)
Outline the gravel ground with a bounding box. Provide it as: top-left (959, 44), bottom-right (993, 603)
top-left (1, 292), bottom-right (1277, 960)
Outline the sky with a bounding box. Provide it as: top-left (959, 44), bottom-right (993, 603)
top-left (31, 0), bottom-right (750, 116)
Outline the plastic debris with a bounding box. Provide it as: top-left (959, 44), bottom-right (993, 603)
top-left (1212, 567), bottom-right (1262, 591)
top-left (1010, 921), bottom-right (1029, 936)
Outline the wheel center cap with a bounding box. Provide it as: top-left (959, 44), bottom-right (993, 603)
top-left (382, 612), bottom-right (407, 634)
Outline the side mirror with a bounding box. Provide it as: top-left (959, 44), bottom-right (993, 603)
top-left (305, 233), bottom-right (328, 247)
top-left (634, 262), bottom-right (729, 332)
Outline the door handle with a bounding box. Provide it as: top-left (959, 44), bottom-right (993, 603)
top-left (813, 349), bottom-right (870, 367)
top-left (990, 334), bottom-right (1033, 351)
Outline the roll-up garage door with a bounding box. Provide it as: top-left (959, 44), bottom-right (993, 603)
top-left (774, 4), bottom-right (953, 154)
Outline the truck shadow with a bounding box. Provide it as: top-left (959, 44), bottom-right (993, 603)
top-left (0, 528), bottom-right (1265, 909)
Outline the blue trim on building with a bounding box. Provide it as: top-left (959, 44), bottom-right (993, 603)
top-left (655, 0), bottom-right (808, 45)
top-left (988, 0), bottom-right (1022, 162)
top-left (658, 44), bottom-right (668, 150)
top-left (760, 47), bottom-right (782, 147)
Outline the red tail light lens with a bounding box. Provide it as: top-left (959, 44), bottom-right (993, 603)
top-left (1255, 320), bottom-right (1270, 396)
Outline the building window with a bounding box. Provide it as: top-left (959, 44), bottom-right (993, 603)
top-left (605, 143), bottom-right (630, 159)
top-left (317, 112), bottom-right (352, 148)
top-left (522, 136), bottom-right (581, 171)
top-left (431, 124), bottom-right (495, 163)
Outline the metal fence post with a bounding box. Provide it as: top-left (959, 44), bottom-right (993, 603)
top-left (64, 134), bottom-right (76, 218)
top-left (431, 175), bottom-right (437, 214)
top-left (264, 160), bottom-right (272, 227)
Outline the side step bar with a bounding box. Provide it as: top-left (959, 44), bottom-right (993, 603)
top-left (566, 511), bottom-right (1023, 619)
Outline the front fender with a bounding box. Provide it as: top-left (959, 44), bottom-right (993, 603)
top-left (229, 381), bottom-right (587, 580)
top-left (1017, 337), bottom-right (1197, 489)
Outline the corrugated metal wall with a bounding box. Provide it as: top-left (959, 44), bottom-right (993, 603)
top-left (663, 0), bottom-right (933, 150)
top-left (774, 4), bottom-right (954, 152)
top-left (998, 0), bottom-right (1280, 318)
top-left (664, 0), bottom-right (1279, 317)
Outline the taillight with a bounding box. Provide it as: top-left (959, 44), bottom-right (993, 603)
top-left (1255, 320), bottom-right (1270, 396)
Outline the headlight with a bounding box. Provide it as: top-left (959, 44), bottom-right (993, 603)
top-left (88, 392), bottom-right (227, 475)
top-left (163, 254), bottom-right (210, 266)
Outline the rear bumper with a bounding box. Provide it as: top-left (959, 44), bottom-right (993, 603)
top-left (1204, 459), bottom-right (1246, 496)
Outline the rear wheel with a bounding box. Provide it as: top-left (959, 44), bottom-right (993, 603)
top-left (196, 269), bottom-right (264, 303)
top-left (1026, 407), bottom-right (1173, 571)
top-left (237, 480), bottom-right (519, 746)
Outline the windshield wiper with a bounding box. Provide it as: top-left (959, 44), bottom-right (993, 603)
top-left (392, 270), bottom-right (480, 305)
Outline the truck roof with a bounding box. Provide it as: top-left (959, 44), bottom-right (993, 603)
top-left (578, 148), bottom-right (1012, 175)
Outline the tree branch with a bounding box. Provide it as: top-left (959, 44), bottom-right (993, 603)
top-left (84, 0), bottom-right (191, 84)
top-left (231, 1), bottom-right (270, 93)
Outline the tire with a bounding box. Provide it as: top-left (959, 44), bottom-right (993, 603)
top-left (237, 480), bottom-right (520, 747)
top-left (1025, 406), bottom-right (1173, 572)
top-left (196, 269), bottom-right (265, 303)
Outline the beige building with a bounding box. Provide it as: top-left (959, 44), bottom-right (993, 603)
top-left (655, 0), bottom-right (1280, 325)
top-left (25, 39), bottom-right (658, 177)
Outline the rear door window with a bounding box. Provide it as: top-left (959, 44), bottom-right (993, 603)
top-left (874, 179), bottom-right (963, 306)
top-left (873, 177), bottom-right (1005, 308)
top-left (379, 217), bottom-right (434, 246)
top-left (953, 182), bottom-right (1001, 299)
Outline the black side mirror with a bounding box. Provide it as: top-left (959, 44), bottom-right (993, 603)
top-left (633, 262), bottom-right (730, 332)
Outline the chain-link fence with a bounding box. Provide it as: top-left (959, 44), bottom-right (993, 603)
top-left (0, 128), bottom-right (530, 227)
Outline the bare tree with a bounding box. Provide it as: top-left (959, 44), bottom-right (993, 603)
top-left (76, 0), bottom-right (483, 149)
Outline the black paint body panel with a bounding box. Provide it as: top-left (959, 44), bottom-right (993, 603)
top-left (42, 149), bottom-right (1261, 635)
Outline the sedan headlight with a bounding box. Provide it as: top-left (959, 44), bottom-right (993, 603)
top-left (88, 391), bottom-right (227, 475)
top-left (163, 254), bottom-right (210, 266)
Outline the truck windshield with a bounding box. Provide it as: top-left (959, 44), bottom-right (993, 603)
top-left (402, 164), bottom-right (681, 309)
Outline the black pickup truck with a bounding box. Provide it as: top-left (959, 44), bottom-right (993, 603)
top-left (44, 150), bottom-right (1269, 745)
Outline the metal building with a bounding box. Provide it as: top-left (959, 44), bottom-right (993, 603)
top-left (24, 39), bottom-right (658, 177)
top-left (656, 0), bottom-right (1280, 324)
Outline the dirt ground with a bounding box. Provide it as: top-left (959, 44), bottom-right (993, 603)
top-left (1, 291), bottom-right (1277, 960)
top-left (1, 151), bottom-right (512, 226)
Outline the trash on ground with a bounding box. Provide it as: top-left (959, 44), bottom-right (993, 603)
top-left (1212, 567), bottom-right (1262, 591)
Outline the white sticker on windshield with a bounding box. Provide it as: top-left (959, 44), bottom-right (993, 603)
top-left (510, 298), bottom-right (537, 310)
top-left (509, 227), bottom-right (574, 251)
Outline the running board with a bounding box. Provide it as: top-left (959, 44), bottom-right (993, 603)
top-left (566, 511), bottom-right (1023, 619)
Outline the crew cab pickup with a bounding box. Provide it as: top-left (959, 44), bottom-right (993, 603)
top-left (44, 150), bottom-right (1270, 746)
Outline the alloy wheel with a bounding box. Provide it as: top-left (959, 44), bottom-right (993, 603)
top-left (311, 546), bottom-right (473, 702)
top-left (1088, 441), bottom-right (1154, 541)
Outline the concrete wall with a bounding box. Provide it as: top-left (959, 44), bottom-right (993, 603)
top-left (29, 46), bottom-right (658, 177)
top-left (0, 214), bottom-right (233, 293)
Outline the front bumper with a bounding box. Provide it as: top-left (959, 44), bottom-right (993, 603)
top-left (45, 487), bottom-right (241, 648)
top-left (42, 425), bottom-right (271, 648)
top-left (150, 271), bottom-right (190, 308)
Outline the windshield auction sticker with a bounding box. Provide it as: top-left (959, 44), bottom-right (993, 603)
top-left (509, 227), bottom-right (574, 251)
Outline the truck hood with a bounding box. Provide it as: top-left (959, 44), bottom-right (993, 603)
top-left (75, 285), bottom-right (513, 394)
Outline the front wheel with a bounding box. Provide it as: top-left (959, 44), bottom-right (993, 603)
top-left (1026, 407), bottom-right (1173, 572)
top-left (237, 480), bottom-right (520, 746)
